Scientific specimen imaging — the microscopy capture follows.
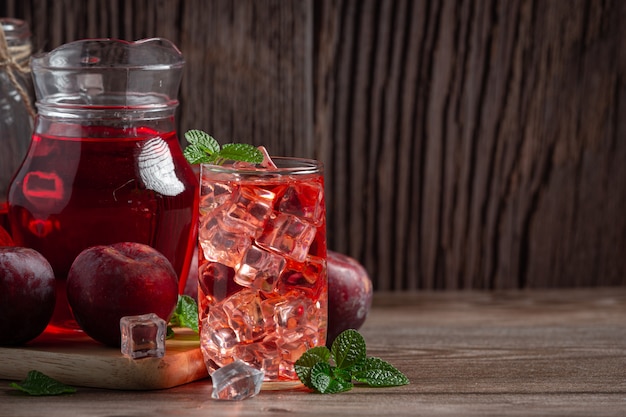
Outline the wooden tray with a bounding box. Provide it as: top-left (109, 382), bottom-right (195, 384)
top-left (0, 327), bottom-right (209, 390)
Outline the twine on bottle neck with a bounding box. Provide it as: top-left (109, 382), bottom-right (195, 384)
top-left (0, 24), bottom-right (36, 121)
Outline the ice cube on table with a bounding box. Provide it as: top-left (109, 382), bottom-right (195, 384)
top-left (120, 313), bottom-right (166, 359)
top-left (211, 360), bottom-right (265, 401)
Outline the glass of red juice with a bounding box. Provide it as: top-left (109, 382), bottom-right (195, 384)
top-left (197, 157), bottom-right (328, 383)
top-left (7, 38), bottom-right (198, 332)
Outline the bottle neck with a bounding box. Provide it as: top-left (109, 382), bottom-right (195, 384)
top-left (0, 18), bottom-right (32, 66)
top-left (1, 18), bottom-right (35, 122)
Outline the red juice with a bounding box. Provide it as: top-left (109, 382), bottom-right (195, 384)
top-left (8, 124), bottom-right (198, 331)
top-left (0, 203), bottom-right (9, 234)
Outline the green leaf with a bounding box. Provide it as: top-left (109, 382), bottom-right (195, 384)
top-left (295, 346), bottom-right (331, 389)
top-left (217, 143), bottom-right (264, 164)
top-left (330, 329), bottom-right (367, 370)
top-left (182, 130), bottom-right (263, 166)
top-left (166, 326), bottom-right (175, 339)
top-left (184, 129), bottom-right (221, 155)
top-left (9, 370), bottom-right (76, 396)
top-left (310, 362), bottom-right (352, 394)
top-left (351, 357), bottom-right (409, 387)
top-left (331, 367), bottom-right (353, 383)
top-left (183, 130), bottom-right (221, 165)
top-left (295, 329), bottom-right (410, 394)
top-left (183, 145), bottom-right (212, 165)
top-left (169, 295), bottom-right (199, 333)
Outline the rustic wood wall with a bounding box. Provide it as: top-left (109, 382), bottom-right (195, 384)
top-left (2, 0), bottom-right (625, 290)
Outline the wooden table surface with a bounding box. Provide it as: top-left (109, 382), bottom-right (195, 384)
top-left (1, 288), bottom-right (625, 416)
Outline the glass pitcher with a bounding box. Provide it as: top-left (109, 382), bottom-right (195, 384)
top-left (7, 38), bottom-right (199, 332)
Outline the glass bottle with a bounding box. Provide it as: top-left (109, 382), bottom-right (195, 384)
top-left (7, 38), bottom-right (198, 332)
top-left (0, 18), bottom-right (35, 229)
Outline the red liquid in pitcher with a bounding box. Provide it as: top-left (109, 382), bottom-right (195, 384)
top-left (8, 125), bottom-right (198, 332)
top-left (0, 203), bottom-right (9, 234)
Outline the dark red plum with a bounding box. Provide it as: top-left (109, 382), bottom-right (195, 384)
top-left (66, 242), bottom-right (179, 347)
top-left (327, 250), bottom-right (373, 345)
top-left (0, 247), bottom-right (56, 345)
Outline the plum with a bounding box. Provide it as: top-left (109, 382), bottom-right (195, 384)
top-left (327, 250), bottom-right (373, 345)
top-left (0, 247), bottom-right (56, 345)
top-left (66, 242), bottom-right (179, 347)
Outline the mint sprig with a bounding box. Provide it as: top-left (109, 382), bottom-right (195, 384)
top-left (169, 295), bottom-right (199, 333)
top-left (167, 295), bottom-right (200, 339)
top-left (183, 129), bottom-right (263, 165)
top-left (9, 370), bottom-right (76, 396)
top-left (295, 329), bottom-right (409, 394)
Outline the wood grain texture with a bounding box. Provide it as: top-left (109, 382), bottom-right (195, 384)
top-left (1, 289), bottom-right (624, 416)
top-left (314, 0), bottom-right (626, 290)
top-left (0, 328), bottom-right (207, 390)
top-left (1, 0), bottom-right (624, 290)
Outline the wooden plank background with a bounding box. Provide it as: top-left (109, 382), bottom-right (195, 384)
top-left (1, 0), bottom-right (625, 290)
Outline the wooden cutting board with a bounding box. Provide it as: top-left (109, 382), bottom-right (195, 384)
top-left (0, 327), bottom-right (209, 390)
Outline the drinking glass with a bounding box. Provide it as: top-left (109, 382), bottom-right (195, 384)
top-left (197, 157), bottom-right (327, 382)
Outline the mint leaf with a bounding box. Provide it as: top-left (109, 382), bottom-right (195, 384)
top-left (294, 346), bottom-right (331, 389)
top-left (331, 367), bottom-right (352, 383)
top-left (185, 129), bottom-right (220, 154)
top-left (352, 357), bottom-right (409, 387)
top-left (310, 362), bottom-right (352, 394)
top-left (169, 295), bottom-right (199, 333)
top-left (219, 143), bottom-right (264, 164)
top-left (9, 370), bottom-right (76, 396)
top-left (330, 329), bottom-right (366, 370)
top-left (183, 145), bottom-right (212, 165)
top-left (182, 130), bottom-right (263, 166)
top-left (166, 326), bottom-right (175, 339)
top-left (183, 130), bottom-right (221, 164)
top-left (296, 329), bottom-right (409, 394)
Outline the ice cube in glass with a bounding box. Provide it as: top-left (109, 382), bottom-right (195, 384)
top-left (223, 186), bottom-right (275, 234)
top-left (199, 181), bottom-right (233, 212)
top-left (278, 182), bottom-right (324, 225)
top-left (256, 213), bottom-right (317, 262)
top-left (199, 214), bottom-right (252, 267)
top-left (235, 244), bottom-right (286, 292)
